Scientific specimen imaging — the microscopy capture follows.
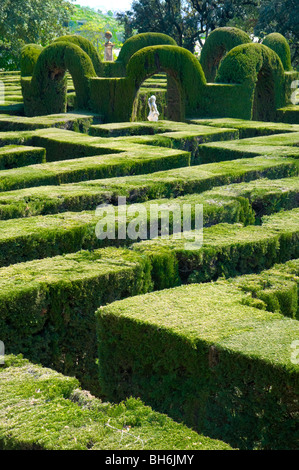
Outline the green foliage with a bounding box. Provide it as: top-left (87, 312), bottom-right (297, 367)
top-left (200, 27), bottom-right (251, 82)
top-left (262, 33), bottom-right (292, 71)
top-left (0, 0), bottom-right (74, 71)
top-left (254, 0), bottom-right (299, 68)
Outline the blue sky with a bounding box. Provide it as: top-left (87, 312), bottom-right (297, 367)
top-left (74, 0), bottom-right (133, 11)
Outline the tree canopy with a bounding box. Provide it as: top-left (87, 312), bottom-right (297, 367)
top-left (0, 0), bottom-right (74, 70)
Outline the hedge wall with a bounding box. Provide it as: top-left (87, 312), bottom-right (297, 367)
top-left (0, 154), bottom-right (296, 220)
top-left (97, 280), bottom-right (299, 449)
top-left (0, 248), bottom-right (152, 394)
top-left (132, 208), bottom-right (299, 289)
top-left (0, 355), bottom-right (233, 450)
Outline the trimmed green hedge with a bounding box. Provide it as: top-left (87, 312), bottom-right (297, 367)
top-left (117, 32), bottom-right (177, 68)
top-left (22, 41), bottom-right (97, 116)
top-left (200, 27), bottom-right (251, 82)
top-left (20, 44), bottom-right (43, 77)
top-left (0, 248), bottom-right (152, 393)
top-left (0, 155), bottom-right (296, 220)
top-left (215, 43), bottom-right (286, 121)
top-left (53, 35), bottom-right (102, 76)
top-left (0, 113), bottom-right (96, 133)
top-left (1, 176), bottom-right (298, 268)
top-left (132, 208), bottom-right (299, 289)
top-left (97, 280), bottom-right (299, 449)
top-left (262, 33), bottom-right (292, 71)
top-left (229, 258), bottom-right (299, 319)
top-left (0, 146), bottom-right (190, 192)
top-left (0, 356), bottom-right (233, 450)
top-left (0, 145), bottom-right (45, 170)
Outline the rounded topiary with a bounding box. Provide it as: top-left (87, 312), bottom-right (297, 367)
top-left (262, 33), bottom-right (292, 71)
top-left (215, 43), bottom-right (286, 121)
top-left (23, 41), bottom-right (97, 116)
top-left (54, 35), bottom-right (102, 75)
top-left (127, 45), bottom-right (206, 120)
top-left (200, 27), bottom-right (251, 82)
top-left (117, 33), bottom-right (177, 67)
top-left (20, 44), bottom-right (43, 77)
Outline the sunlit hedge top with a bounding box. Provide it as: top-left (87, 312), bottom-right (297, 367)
top-left (200, 27), bottom-right (251, 82)
top-left (262, 33), bottom-right (292, 71)
top-left (54, 35), bottom-right (102, 75)
top-left (117, 32), bottom-right (177, 67)
top-left (20, 44), bottom-right (44, 77)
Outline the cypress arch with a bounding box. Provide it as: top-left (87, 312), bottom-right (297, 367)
top-left (22, 41), bottom-right (97, 116)
top-left (53, 35), bottom-right (102, 76)
top-left (262, 33), bottom-right (292, 71)
top-left (117, 33), bottom-right (177, 67)
top-left (200, 27), bottom-right (251, 83)
top-left (215, 43), bottom-right (286, 121)
top-left (127, 45), bottom-right (207, 121)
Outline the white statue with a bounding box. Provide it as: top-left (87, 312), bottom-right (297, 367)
top-left (148, 95), bottom-right (159, 122)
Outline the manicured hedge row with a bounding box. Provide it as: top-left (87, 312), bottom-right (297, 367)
top-left (0, 113), bottom-right (96, 132)
top-left (229, 258), bottom-right (299, 319)
top-left (276, 105), bottom-right (299, 125)
top-left (0, 155), bottom-right (296, 220)
top-left (1, 176), bottom-right (298, 267)
top-left (0, 192), bottom-right (254, 267)
top-left (97, 280), bottom-right (299, 449)
top-left (189, 117), bottom-right (299, 139)
top-left (0, 146), bottom-right (190, 192)
top-left (132, 208), bottom-right (299, 288)
top-left (0, 146), bottom-right (45, 170)
top-left (0, 355), bottom-right (232, 450)
top-left (0, 248), bottom-right (152, 393)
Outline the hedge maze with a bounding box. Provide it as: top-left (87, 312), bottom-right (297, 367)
top-left (0, 29), bottom-right (299, 450)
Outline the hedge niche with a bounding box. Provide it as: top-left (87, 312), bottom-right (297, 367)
top-left (215, 43), bottom-right (286, 121)
top-left (200, 27), bottom-right (251, 82)
top-left (22, 41), bottom-right (97, 116)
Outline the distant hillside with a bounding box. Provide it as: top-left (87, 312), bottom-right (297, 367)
top-left (68, 4), bottom-right (125, 57)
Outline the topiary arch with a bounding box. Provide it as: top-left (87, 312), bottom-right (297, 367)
top-left (22, 41), bottom-right (97, 116)
top-left (117, 32), bottom-right (177, 67)
top-left (53, 35), bottom-right (103, 76)
top-left (127, 45), bottom-right (207, 121)
top-left (215, 43), bottom-right (286, 121)
top-left (262, 33), bottom-right (292, 71)
top-left (200, 27), bottom-right (251, 83)
top-left (20, 44), bottom-right (44, 77)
